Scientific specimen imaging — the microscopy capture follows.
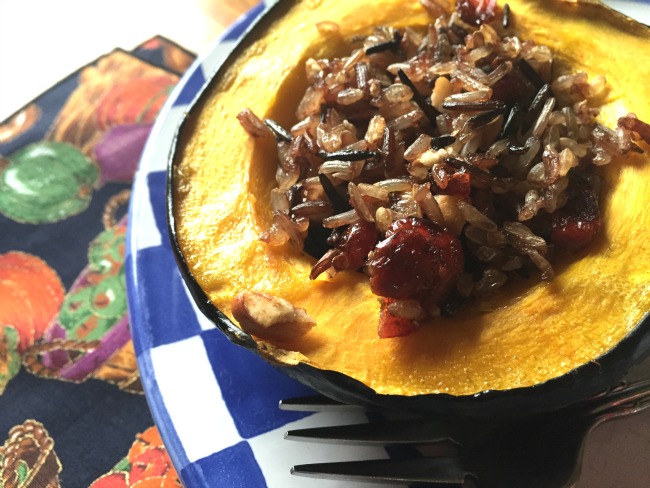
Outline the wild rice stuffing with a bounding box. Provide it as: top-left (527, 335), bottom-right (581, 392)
top-left (238, 1), bottom-right (650, 338)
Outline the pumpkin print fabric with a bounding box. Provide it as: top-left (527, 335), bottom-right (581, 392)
top-left (0, 37), bottom-right (193, 487)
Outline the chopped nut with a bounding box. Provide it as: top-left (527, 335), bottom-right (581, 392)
top-left (231, 290), bottom-right (316, 342)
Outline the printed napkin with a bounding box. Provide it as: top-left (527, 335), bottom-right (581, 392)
top-left (0, 37), bottom-right (194, 488)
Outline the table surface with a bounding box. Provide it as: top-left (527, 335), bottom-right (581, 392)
top-left (0, 0), bottom-right (254, 121)
top-left (1, 1), bottom-right (650, 487)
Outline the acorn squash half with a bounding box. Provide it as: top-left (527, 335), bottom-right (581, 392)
top-left (168, 0), bottom-right (650, 415)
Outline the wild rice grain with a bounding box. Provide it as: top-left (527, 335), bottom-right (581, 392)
top-left (237, 109), bottom-right (273, 138)
top-left (348, 182), bottom-right (375, 222)
top-left (405, 134), bottom-right (434, 160)
top-left (474, 268), bottom-right (508, 294)
top-left (531, 97), bottom-right (556, 138)
top-left (322, 209), bottom-right (360, 228)
top-left (502, 3), bottom-right (511, 28)
top-left (397, 69), bottom-right (439, 124)
top-left (389, 109), bottom-right (424, 130)
top-left (458, 200), bottom-right (498, 232)
top-left (337, 87), bottom-right (365, 105)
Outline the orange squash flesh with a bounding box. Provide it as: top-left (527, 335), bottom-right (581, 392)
top-left (172, 0), bottom-right (650, 397)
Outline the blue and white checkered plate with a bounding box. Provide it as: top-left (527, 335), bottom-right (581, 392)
top-left (125, 2), bottom-right (650, 487)
top-left (124, 2), bottom-right (406, 487)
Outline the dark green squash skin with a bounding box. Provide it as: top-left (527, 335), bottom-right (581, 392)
top-left (167, 0), bottom-right (650, 418)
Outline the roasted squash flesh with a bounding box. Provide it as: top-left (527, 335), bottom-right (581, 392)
top-left (172, 0), bottom-right (650, 397)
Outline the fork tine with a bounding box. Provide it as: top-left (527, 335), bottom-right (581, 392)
top-left (589, 377), bottom-right (650, 416)
top-left (285, 418), bottom-right (458, 445)
top-left (291, 456), bottom-right (468, 485)
top-left (279, 395), bottom-right (364, 412)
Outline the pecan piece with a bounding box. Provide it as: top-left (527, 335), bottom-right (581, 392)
top-left (231, 290), bottom-right (316, 342)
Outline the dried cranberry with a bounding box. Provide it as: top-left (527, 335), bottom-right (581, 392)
top-left (552, 219), bottom-right (600, 251)
top-left (455, 0), bottom-right (496, 26)
top-left (333, 220), bottom-right (378, 270)
top-left (491, 73), bottom-right (536, 106)
top-left (368, 218), bottom-right (464, 304)
top-left (309, 220), bottom-right (378, 279)
top-left (444, 171), bottom-right (472, 198)
top-left (551, 180), bottom-right (601, 251)
top-left (431, 164), bottom-right (472, 198)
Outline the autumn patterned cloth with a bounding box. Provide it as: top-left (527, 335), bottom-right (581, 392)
top-left (0, 37), bottom-right (195, 488)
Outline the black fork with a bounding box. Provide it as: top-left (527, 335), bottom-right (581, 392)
top-left (280, 379), bottom-right (650, 487)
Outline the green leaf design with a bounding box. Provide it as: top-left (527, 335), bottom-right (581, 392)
top-left (111, 456), bottom-right (131, 473)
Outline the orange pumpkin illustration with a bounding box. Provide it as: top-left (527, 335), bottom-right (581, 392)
top-left (0, 252), bottom-right (65, 351)
top-left (95, 76), bottom-right (176, 131)
top-left (89, 427), bottom-right (181, 488)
